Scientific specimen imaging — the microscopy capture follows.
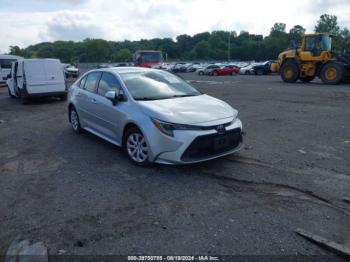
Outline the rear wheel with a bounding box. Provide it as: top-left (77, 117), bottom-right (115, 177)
top-left (198, 71), bottom-right (204, 76)
top-left (256, 69), bottom-right (264, 75)
top-left (70, 107), bottom-right (83, 134)
top-left (280, 62), bottom-right (300, 83)
top-left (299, 76), bottom-right (315, 83)
top-left (124, 127), bottom-right (150, 166)
top-left (320, 62), bottom-right (343, 85)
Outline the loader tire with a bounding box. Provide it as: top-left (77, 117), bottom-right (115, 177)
top-left (320, 62), bottom-right (343, 85)
top-left (280, 62), bottom-right (299, 83)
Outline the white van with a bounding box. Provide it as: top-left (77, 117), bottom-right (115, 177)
top-left (0, 54), bottom-right (22, 86)
top-left (7, 59), bottom-right (67, 103)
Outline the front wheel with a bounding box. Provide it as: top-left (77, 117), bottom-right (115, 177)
top-left (124, 128), bottom-right (150, 166)
top-left (198, 71), bottom-right (204, 76)
top-left (320, 62), bottom-right (343, 85)
top-left (280, 62), bottom-right (299, 83)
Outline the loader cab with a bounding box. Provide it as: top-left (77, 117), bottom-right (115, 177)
top-left (301, 34), bottom-right (332, 57)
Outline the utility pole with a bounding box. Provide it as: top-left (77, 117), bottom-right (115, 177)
top-left (228, 32), bottom-right (231, 62)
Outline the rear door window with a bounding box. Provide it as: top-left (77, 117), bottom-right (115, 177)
top-left (84, 72), bottom-right (101, 93)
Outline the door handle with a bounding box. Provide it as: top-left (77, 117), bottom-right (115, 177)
top-left (89, 98), bottom-right (97, 104)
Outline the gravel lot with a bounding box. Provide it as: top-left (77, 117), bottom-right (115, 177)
top-left (0, 73), bottom-right (350, 260)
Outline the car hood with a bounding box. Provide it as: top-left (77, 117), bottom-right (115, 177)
top-left (138, 94), bottom-right (236, 125)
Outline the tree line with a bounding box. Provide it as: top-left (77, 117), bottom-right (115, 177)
top-left (8, 14), bottom-right (350, 63)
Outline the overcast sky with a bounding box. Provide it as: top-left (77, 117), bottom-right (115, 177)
top-left (0, 0), bottom-right (349, 53)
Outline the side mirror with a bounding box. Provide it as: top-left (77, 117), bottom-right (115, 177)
top-left (105, 91), bottom-right (118, 105)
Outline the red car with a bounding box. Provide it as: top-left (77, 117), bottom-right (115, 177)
top-left (212, 65), bottom-right (240, 76)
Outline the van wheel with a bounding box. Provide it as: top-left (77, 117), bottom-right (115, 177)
top-left (70, 107), bottom-right (83, 134)
top-left (124, 127), bottom-right (151, 167)
top-left (8, 88), bottom-right (15, 98)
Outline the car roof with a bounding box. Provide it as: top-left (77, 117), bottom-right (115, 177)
top-left (95, 66), bottom-right (160, 75)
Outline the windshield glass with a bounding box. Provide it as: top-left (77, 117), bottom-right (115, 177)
top-left (138, 52), bottom-right (163, 63)
top-left (120, 70), bottom-right (201, 100)
top-left (319, 35), bottom-right (332, 51)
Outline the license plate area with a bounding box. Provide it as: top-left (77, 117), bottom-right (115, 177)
top-left (213, 136), bottom-right (229, 150)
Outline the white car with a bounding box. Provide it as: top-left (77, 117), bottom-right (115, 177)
top-left (239, 64), bottom-right (255, 75)
top-left (64, 65), bottom-right (79, 78)
top-left (7, 59), bottom-right (67, 103)
top-left (68, 67), bottom-right (243, 165)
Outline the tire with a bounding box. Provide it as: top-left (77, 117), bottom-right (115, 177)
top-left (198, 71), bottom-right (204, 76)
top-left (256, 69), bottom-right (264, 75)
top-left (213, 71), bottom-right (218, 76)
top-left (124, 127), bottom-right (150, 166)
top-left (280, 62), bottom-right (300, 83)
top-left (299, 76), bottom-right (315, 83)
top-left (245, 71), bottom-right (249, 75)
top-left (231, 71), bottom-right (237, 76)
top-left (8, 88), bottom-right (15, 98)
top-left (320, 62), bottom-right (344, 85)
top-left (69, 107), bottom-right (83, 134)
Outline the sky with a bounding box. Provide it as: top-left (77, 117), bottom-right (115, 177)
top-left (0, 0), bottom-right (350, 53)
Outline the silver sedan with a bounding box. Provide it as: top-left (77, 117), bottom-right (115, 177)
top-left (68, 67), bottom-right (243, 165)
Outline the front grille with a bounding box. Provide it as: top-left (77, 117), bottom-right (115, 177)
top-left (181, 128), bottom-right (242, 162)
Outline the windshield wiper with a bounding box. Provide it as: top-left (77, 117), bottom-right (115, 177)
top-left (135, 97), bottom-right (167, 101)
top-left (167, 94), bottom-right (199, 98)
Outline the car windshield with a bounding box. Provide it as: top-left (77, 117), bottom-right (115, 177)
top-left (120, 70), bottom-right (202, 101)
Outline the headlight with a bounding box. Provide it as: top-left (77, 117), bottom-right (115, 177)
top-left (151, 118), bottom-right (204, 137)
top-left (151, 118), bottom-right (175, 137)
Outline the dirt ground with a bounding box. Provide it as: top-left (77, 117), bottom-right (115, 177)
top-left (0, 73), bottom-right (349, 261)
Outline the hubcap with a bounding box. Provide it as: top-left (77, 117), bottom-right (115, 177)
top-left (71, 110), bottom-right (79, 131)
top-left (284, 67), bottom-right (294, 79)
top-left (325, 67), bottom-right (337, 80)
top-left (127, 133), bottom-right (148, 163)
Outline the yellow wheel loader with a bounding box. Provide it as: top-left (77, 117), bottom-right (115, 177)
top-left (270, 33), bottom-right (350, 84)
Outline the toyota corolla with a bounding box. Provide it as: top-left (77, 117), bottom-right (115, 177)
top-left (68, 67), bottom-right (243, 165)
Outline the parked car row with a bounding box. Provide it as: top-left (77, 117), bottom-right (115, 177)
top-left (196, 61), bottom-right (275, 76)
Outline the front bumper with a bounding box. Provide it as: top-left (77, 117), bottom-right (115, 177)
top-left (152, 118), bottom-right (243, 165)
